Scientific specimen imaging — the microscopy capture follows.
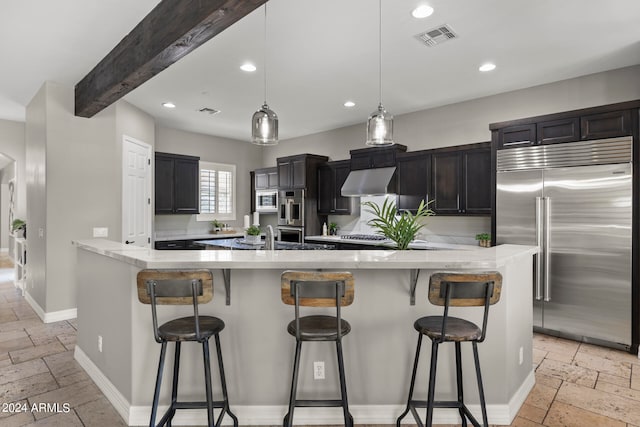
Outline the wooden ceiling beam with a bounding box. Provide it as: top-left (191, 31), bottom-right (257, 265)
top-left (75, 0), bottom-right (267, 118)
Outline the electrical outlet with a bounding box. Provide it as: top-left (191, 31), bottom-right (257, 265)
top-left (519, 346), bottom-right (523, 365)
top-left (98, 335), bottom-right (103, 353)
top-left (313, 361), bottom-right (325, 380)
top-left (93, 227), bottom-right (109, 237)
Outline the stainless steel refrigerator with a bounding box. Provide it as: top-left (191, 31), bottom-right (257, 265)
top-left (496, 136), bottom-right (633, 350)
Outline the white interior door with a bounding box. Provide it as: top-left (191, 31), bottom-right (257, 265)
top-left (122, 136), bottom-right (151, 248)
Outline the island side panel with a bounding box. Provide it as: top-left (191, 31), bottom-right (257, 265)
top-left (76, 249), bottom-right (135, 402)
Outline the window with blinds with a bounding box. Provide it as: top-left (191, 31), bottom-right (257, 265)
top-left (197, 161), bottom-right (236, 221)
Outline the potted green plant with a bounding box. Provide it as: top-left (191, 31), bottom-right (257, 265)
top-left (475, 233), bottom-right (491, 247)
top-left (210, 219), bottom-right (223, 233)
top-left (245, 225), bottom-right (261, 244)
top-left (328, 222), bottom-right (338, 236)
top-left (362, 199), bottom-right (434, 250)
top-left (12, 219), bottom-right (26, 238)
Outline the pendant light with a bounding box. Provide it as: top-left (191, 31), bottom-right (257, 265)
top-left (251, 4), bottom-right (278, 145)
top-left (366, 0), bottom-right (394, 146)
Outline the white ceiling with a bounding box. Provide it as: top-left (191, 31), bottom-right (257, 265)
top-left (2, 0), bottom-right (640, 143)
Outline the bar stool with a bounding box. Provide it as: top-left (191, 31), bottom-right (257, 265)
top-left (137, 269), bottom-right (238, 427)
top-left (281, 270), bottom-right (355, 427)
top-left (396, 271), bottom-right (503, 427)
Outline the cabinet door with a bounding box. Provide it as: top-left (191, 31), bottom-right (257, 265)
top-left (498, 124), bottom-right (536, 149)
top-left (267, 171), bottom-right (279, 189)
top-left (173, 158), bottom-right (200, 214)
top-left (278, 161), bottom-right (291, 189)
top-left (581, 110), bottom-right (632, 140)
top-left (432, 152), bottom-right (461, 214)
top-left (291, 158), bottom-right (306, 188)
top-left (255, 172), bottom-right (269, 190)
top-left (463, 149), bottom-right (491, 214)
top-left (155, 156), bottom-right (174, 214)
top-left (397, 153), bottom-right (430, 212)
top-left (350, 153), bottom-right (371, 170)
top-left (317, 165), bottom-right (333, 214)
top-left (333, 162), bottom-right (352, 214)
top-left (370, 151), bottom-right (396, 168)
top-left (537, 118), bottom-right (579, 145)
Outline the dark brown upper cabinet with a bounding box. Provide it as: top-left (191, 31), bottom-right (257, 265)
top-left (349, 144), bottom-right (407, 170)
top-left (537, 118), bottom-right (579, 145)
top-left (255, 167), bottom-right (278, 190)
top-left (497, 124), bottom-right (536, 149)
top-left (155, 152), bottom-right (200, 215)
top-left (581, 110), bottom-right (632, 140)
top-left (431, 143), bottom-right (491, 215)
top-left (277, 154), bottom-right (329, 193)
top-left (396, 151), bottom-right (431, 213)
top-left (317, 160), bottom-right (354, 215)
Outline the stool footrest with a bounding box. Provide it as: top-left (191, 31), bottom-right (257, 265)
top-left (295, 399), bottom-right (344, 407)
top-left (408, 400), bottom-right (482, 427)
top-left (172, 400), bottom-right (226, 410)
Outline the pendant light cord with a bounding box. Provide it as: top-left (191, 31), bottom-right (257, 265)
top-left (264, 4), bottom-right (268, 106)
top-left (378, 0), bottom-right (382, 106)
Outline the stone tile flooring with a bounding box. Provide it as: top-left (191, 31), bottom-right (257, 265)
top-left (0, 253), bottom-right (639, 426)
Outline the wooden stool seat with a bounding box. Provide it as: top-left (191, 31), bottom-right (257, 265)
top-left (287, 315), bottom-right (351, 341)
top-left (414, 316), bottom-right (482, 342)
top-left (158, 316), bottom-right (225, 342)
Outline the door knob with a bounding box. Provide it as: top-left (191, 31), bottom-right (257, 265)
top-left (125, 240), bottom-right (135, 244)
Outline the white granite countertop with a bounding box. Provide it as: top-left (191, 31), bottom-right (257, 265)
top-left (305, 235), bottom-right (479, 250)
top-left (74, 238), bottom-right (537, 270)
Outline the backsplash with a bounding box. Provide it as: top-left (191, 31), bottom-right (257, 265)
top-left (328, 195), bottom-right (489, 245)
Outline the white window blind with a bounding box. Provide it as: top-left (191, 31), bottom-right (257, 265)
top-left (197, 161), bottom-right (236, 221)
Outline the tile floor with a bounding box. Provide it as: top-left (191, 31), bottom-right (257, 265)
top-left (0, 254), bottom-right (639, 426)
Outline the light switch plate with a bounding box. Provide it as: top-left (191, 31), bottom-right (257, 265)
top-left (93, 227), bottom-right (109, 237)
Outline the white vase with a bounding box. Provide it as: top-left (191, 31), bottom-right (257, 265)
top-left (245, 234), bottom-right (261, 244)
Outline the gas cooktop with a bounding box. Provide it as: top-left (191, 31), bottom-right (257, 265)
top-left (340, 234), bottom-right (389, 241)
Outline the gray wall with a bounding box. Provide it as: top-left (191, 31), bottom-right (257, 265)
top-left (154, 126), bottom-right (263, 235)
top-left (261, 64), bottom-right (640, 239)
top-left (25, 81), bottom-right (155, 314)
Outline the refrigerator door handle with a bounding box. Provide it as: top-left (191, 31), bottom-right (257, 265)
top-left (544, 197), bottom-right (551, 302)
top-left (535, 197), bottom-right (544, 301)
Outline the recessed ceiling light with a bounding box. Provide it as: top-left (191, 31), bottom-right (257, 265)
top-left (240, 63), bottom-right (257, 72)
top-left (412, 5), bottom-right (434, 19)
top-left (162, 102), bottom-right (176, 108)
top-left (479, 63), bottom-right (496, 72)
top-left (344, 101), bottom-right (356, 108)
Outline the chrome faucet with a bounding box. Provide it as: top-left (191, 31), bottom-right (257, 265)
top-left (265, 225), bottom-right (275, 250)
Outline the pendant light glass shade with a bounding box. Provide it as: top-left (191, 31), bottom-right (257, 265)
top-left (366, 103), bottom-right (394, 146)
top-left (251, 4), bottom-right (278, 146)
top-left (251, 103), bottom-right (278, 145)
top-left (366, 0), bottom-right (394, 146)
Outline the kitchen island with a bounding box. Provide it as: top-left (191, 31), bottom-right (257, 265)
top-left (74, 239), bottom-right (536, 426)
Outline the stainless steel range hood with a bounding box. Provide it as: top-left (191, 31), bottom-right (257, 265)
top-left (341, 166), bottom-right (396, 197)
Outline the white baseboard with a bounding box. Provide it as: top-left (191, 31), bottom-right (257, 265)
top-left (75, 343), bottom-right (535, 426)
top-left (74, 346), bottom-right (131, 423)
top-left (23, 291), bottom-right (77, 323)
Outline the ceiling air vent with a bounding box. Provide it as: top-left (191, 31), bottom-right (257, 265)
top-left (415, 24), bottom-right (458, 47)
top-left (198, 107), bottom-right (220, 115)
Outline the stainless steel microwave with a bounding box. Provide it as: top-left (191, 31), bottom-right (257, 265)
top-left (256, 189), bottom-right (278, 212)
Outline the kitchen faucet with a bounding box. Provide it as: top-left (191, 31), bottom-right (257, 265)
top-left (265, 225), bottom-right (275, 250)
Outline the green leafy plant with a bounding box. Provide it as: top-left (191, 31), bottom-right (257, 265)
top-left (246, 225), bottom-right (261, 236)
top-left (362, 199), bottom-right (434, 250)
top-left (329, 222), bottom-right (338, 234)
top-left (475, 233), bottom-right (490, 241)
top-left (211, 219), bottom-right (223, 229)
top-left (11, 219), bottom-right (25, 232)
